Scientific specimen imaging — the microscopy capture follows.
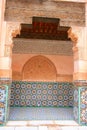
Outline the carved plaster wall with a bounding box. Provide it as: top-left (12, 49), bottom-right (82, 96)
top-left (22, 55), bottom-right (57, 81)
top-left (5, 22), bottom-right (21, 57)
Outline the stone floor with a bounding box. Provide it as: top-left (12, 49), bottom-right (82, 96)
top-left (0, 126), bottom-right (87, 130)
top-left (0, 120), bottom-right (86, 130)
top-left (0, 120), bottom-right (87, 130)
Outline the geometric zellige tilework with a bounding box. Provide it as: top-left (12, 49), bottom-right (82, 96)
top-left (73, 86), bottom-right (87, 126)
top-left (73, 88), bottom-right (79, 123)
top-left (10, 81), bottom-right (74, 107)
top-left (0, 85), bottom-right (8, 125)
top-left (80, 87), bottom-right (87, 125)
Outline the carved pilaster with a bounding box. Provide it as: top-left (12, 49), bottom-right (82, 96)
top-left (68, 27), bottom-right (84, 59)
top-left (6, 22), bottom-right (21, 44)
top-left (5, 22), bottom-right (21, 57)
top-left (68, 26), bottom-right (87, 81)
top-left (68, 26), bottom-right (87, 60)
top-left (4, 44), bottom-right (13, 57)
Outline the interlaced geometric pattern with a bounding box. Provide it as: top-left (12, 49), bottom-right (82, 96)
top-left (73, 88), bottom-right (79, 122)
top-left (73, 87), bottom-right (87, 125)
top-left (10, 81), bottom-right (74, 107)
top-left (0, 86), bottom-right (6, 124)
top-left (80, 87), bottom-right (87, 125)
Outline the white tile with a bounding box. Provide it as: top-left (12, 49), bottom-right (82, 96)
top-left (15, 127), bottom-right (38, 130)
top-left (6, 121), bottom-right (27, 126)
top-left (38, 126), bottom-right (48, 130)
top-left (49, 126), bottom-right (59, 130)
top-left (54, 120), bottom-right (79, 126)
top-left (78, 126), bottom-right (87, 130)
top-left (61, 127), bottom-right (78, 130)
top-left (0, 127), bottom-right (14, 130)
top-left (29, 121), bottom-right (54, 125)
top-left (61, 126), bottom-right (87, 130)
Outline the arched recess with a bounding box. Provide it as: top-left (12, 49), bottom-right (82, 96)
top-left (22, 55), bottom-right (57, 81)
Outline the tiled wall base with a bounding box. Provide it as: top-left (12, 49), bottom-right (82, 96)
top-left (9, 107), bottom-right (73, 120)
top-left (73, 88), bottom-right (79, 123)
top-left (73, 81), bottom-right (87, 126)
top-left (10, 81), bottom-right (73, 107)
top-left (0, 85), bottom-right (9, 125)
top-left (0, 78), bottom-right (11, 125)
top-left (80, 87), bottom-right (87, 125)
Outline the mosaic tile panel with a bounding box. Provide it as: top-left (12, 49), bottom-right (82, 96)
top-left (73, 88), bottom-right (79, 123)
top-left (73, 80), bottom-right (87, 126)
top-left (9, 107), bottom-right (74, 120)
top-left (80, 87), bottom-right (87, 125)
top-left (10, 81), bottom-right (74, 107)
top-left (0, 85), bottom-right (9, 125)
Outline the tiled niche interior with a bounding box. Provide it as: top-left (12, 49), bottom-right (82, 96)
top-left (0, 81), bottom-right (87, 125)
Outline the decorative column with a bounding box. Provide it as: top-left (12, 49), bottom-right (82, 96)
top-left (0, 22), bottom-right (21, 84)
top-left (0, 0), bottom-right (8, 126)
top-left (0, 22), bottom-right (21, 125)
top-left (68, 26), bottom-right (87, 125)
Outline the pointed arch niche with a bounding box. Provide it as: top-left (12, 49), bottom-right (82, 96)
top-left (22, 55), bottom-right (57, 81)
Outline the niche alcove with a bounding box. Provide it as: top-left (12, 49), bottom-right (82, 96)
top-left (9, 16), bottom-right (74, 121)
